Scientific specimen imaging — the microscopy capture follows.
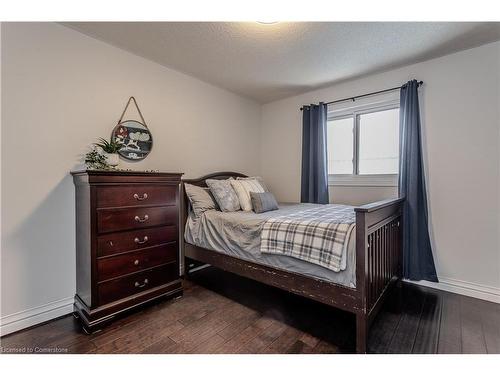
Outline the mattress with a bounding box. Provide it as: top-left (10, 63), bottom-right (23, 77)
top-left (184, 203), bottom-right (356, 288)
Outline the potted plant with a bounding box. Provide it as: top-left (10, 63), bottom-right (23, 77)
top-left (94, 137), bottom-right (121, 167)
top-left (84, 148), bottom-right (110, 170)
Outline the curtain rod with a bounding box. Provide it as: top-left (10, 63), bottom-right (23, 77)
top-left (300, 80), bottom-right (423, 111)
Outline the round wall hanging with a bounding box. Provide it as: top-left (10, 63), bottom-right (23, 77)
top-left (111, 97), bottom-right (153, 161)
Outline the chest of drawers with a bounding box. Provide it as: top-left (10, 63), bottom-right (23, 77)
top-left (71, 170), bottom-right (183, 332)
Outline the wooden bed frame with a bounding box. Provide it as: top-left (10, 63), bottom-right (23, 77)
top-left (180, 172), bottom-right (404, 353)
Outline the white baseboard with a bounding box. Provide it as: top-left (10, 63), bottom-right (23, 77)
top-left (405, 277), bottom-right (500, 304)
top-left (0, 297), bottom-right (74, 336)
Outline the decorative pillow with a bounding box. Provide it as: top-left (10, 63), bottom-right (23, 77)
top-left (250, 192), bottom-right (279, 214)
top-left (236, 176), bottom-right (269, 192)
top-left (206, 178), bottom-right (241, 212)
top-left (230, 178), bottom-right (266, 211)
top-left (184, 183), bottom-right (218, 217)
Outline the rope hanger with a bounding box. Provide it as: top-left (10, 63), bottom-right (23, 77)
top-left (117, 96), bottom-right (148, 127)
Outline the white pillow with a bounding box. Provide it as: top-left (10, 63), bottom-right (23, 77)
top-left (236, 176), bottom-right (269, 192)
top-left (230, 178), bottom-right (266, 211)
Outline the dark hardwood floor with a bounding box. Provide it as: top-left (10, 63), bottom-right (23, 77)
top-left (1, 266), bottom-right (499, 354)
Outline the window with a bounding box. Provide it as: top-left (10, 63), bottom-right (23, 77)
top-left (327, 101), bottom-right (399, 186)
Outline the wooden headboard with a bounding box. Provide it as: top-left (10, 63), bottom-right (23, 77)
top-left (182, 171), bottom-right (248, 188)
top-left (179, 172), bottom-right (248, 273)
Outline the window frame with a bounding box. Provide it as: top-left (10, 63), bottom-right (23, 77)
top-left (327, 99), bottom-right (400, 187)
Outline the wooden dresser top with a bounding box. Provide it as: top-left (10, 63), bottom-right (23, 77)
top-left (71, 170), bottom-right (183, 184)
top-left (71, 170), bottom-right (183, 177)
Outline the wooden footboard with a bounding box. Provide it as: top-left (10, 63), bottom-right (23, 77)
top-left (354, 197), bottom-right (404, 353)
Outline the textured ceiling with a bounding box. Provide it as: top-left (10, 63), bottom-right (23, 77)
top-left (64, 22), bottom-right (500, 103)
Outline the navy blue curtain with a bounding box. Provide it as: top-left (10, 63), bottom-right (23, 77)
top-left (301, 103), bottom-right (329, 204)
top-left (399, 80), bottom-right (438, 282)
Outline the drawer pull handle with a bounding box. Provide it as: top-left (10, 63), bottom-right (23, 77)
top-left (134, 214), bottom-right (149, 223)
top-left (133, 193), bottom-right (148, 201)
top-left (135, 279), bottom-right (149, 288)
top-left (108, 240), bottom-right (114, 247)
top-left (134, 236), bottom-right (149, 244)
top-left (134, 259), bottom-right (139, 266)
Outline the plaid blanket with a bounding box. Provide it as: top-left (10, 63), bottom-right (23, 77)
top-left (260, 204), bottom-right (356, 272)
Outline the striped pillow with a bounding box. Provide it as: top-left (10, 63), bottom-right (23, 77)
top-left (230, 178), bottom-right (266, 211)
top-left (236, 176), bottom-right (269, 192)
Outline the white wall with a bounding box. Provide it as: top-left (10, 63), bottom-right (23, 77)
top-left (0, 22), bottom-right (261, 334)
top-left (330, 186), bottom-right (398, 206)
top-left (261, 42), bottom-right (500, 300)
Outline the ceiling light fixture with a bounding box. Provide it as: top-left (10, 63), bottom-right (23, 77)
top-left (256, 21), bottom-right (279, 25)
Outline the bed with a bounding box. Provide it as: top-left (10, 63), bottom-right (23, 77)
top-left (181, 172), bottom-right (404, 353)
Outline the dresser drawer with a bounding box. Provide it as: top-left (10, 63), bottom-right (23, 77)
top-left (96, 184), bottom-right (177, 208)
top-left (98, 263), bottom-right (178, 306)
top-left (97, 243), bottom-right (178, 282)
top-left (97, 225), bottom-right (178, 257)
top-left (97, 205), bottom-right (177, 233)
